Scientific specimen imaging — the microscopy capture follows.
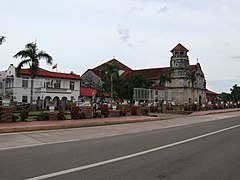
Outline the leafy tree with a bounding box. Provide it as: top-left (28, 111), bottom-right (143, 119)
top-left (14, 42), bottom-right (53, 104)
top-left (219, 92), bottom-right (231, 103)
top-left (159, 73), bottom-right (171, 88)
top-left (114, 74), bottom-right (153, 100)
top-left (230, 84), bottom-right (240, 102)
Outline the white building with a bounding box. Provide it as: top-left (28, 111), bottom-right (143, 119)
top-left (0, 64), bottom-right (81, 109)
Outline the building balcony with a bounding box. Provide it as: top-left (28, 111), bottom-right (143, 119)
top-left (35, 87), bottom-right (72, 94)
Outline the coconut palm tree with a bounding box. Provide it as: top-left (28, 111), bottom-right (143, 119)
top-left (14, 42), bottom-right (53, 104)
top-left (0, 36), bottom-right (6, 45)
top-left (159, 73), bottom-right (171, 89)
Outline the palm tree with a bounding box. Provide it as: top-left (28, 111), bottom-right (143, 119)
top-left (159, 73), bottom-right (171, 89)
top-left (14, 42), bottom-right (53, 104)
top-left (0, 36), bottom-right (6, 45)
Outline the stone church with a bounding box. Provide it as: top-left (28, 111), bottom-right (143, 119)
top-left (81, 43), bottom-right (206, 106)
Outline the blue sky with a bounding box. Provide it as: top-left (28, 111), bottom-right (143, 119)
top-left (1, 0), bottom-right (239, 93)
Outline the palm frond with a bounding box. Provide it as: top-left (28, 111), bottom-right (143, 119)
top-left (37, 51), bottom-right (53, 65)
top-left (13, 50), bottom-right (31, 59)
top-left (15, 59), bottom-right (31, 77)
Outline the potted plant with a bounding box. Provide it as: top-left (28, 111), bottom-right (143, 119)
top-left (1, 91), bottom-right (13, 106)
top-left (48, 100), bottom-right (55, 112)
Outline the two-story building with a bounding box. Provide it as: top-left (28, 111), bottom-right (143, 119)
top-left (0, 64), bottom-right (81, 109)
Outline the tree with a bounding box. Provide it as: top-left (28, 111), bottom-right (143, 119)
top-left (230, 84), bottom-right (240, 102)
top-left (114, 74), bottom-right (153, 100)
top-left (159, 73), bottom-right (171, 88)
top-left (0, 36), bottom-right (6, 45)
top-left (13, 42), bottom-right (53, 104)
top-left (219, 92), bottom-right (231, 103)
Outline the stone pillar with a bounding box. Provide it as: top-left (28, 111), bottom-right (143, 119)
top-left (0, 106), bottom-right (14, 123)
top-left (80, 106), bottom-right (93, 118)
top-left (49, 112), bottom-right (58, 121)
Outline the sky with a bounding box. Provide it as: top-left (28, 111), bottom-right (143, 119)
top-left (1, 0), bottom-right (239, 93)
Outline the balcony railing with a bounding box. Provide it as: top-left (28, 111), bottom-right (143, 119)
top-left (35, 87), bottom-right (72, 94)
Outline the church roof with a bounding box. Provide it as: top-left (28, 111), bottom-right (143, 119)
top-left (171, 43), bottom-right (189, 52)
top-left (93, 58), bottom-right (132, 72)
top-left (123, 65), bottom-right (197, 80)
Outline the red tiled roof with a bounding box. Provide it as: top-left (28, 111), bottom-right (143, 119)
top-left (80, 88), bottom-right (97, 97)
top-left (80, 88), bottom-right (110, 97)
top-left (93, 58), bottom-right (132, 72)
top-left (124, 65), bottom-right (197, 80)
top-left (130, 67), bottom-right (170, 80)
top-left (19, 68), bottom-right (81, 80)
top-left (206, 89), bottom-right (218, 95)
top-left (171, 43), bottom-right (189, 52)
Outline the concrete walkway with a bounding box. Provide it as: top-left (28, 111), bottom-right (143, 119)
top-left (0, 108), bottom-right (240, 133)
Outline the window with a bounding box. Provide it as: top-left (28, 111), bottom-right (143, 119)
top-left (54, 80), bottom-right (61, 89)
top-left (70, 81), bottom-right (75, 91)
top-left (22, 78), bottom-right (28, 88)
top-left (0, 82), bottom-right (2, 89)
top-left (22, 95), bottom-right (28, 103)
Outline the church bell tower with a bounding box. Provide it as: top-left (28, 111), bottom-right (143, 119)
top-left (170, 43), bottom-right (189, 78)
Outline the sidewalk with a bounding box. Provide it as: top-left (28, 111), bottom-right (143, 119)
top-left (0, 108), bottom-right (240, 133)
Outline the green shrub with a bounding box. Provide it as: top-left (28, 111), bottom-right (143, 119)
top-left (94, 112), bottom-right (102, 118)
top-left (12, 114), bottom-right (20, 122)
top-left (37, 113), bottom-right (49, 121)
top-left (79, 112), bottom-right (86, 119)
top-left (141, 108), bottom-right (149, 115)
top-left (131, 106), bottom-right (137, 115)
top-left (101, 104), bottom-right (109, 117)
top-left (58, 109), bottom-right (66, 120)
top-left (70, 104), bottom-right (80, 119)
top-left (120, 108), bottom-right (126, 116)
top-left (20, 109), bottom-right (29, 121)
top-left (150, 105), bottom-right (157, 112)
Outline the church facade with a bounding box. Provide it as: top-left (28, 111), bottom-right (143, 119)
top-left (81, 43), bottom-right (207, 106)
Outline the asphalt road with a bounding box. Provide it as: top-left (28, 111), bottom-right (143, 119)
top-left (0, 115), bottom-right (240, 180)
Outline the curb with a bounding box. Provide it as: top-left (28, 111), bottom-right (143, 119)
top-left (0, 117), bottom-right (167, 133)
top-left (1, 109), bottom-right (239, 133)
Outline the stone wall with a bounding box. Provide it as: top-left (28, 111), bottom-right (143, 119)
top-left (0, 106), bottom-right (14, 123)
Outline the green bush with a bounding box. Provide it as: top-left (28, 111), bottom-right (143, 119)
top-left (70, 104), bottom-right (80, 119)
top-left (131, 106), bottom-right (137, 115)
top-left (37, 113), bottom-right (49, 121)
top-left (20, 109), bottom-right (29, 121)
top-left (101, 104), bottom-right (109, 117)
top-left (79, 112), bottom-right (86, 119)
top-left (12, 114), bottom-right (20, 122)
top-left (120, 108), bottom-right (126, 116)
top-left (141, 108), bottom-right (149, 115)
top-left (58, 109), bottom-right (66, 120)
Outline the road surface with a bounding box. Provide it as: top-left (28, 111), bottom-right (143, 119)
top-left (0, 112), bottom-right (240, 179)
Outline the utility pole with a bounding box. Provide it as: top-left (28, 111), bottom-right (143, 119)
top-left (111, 73), bottom-right (113, 103)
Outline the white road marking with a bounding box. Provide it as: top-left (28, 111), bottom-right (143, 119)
top-left (26, 124), bottom-right (240, 180)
